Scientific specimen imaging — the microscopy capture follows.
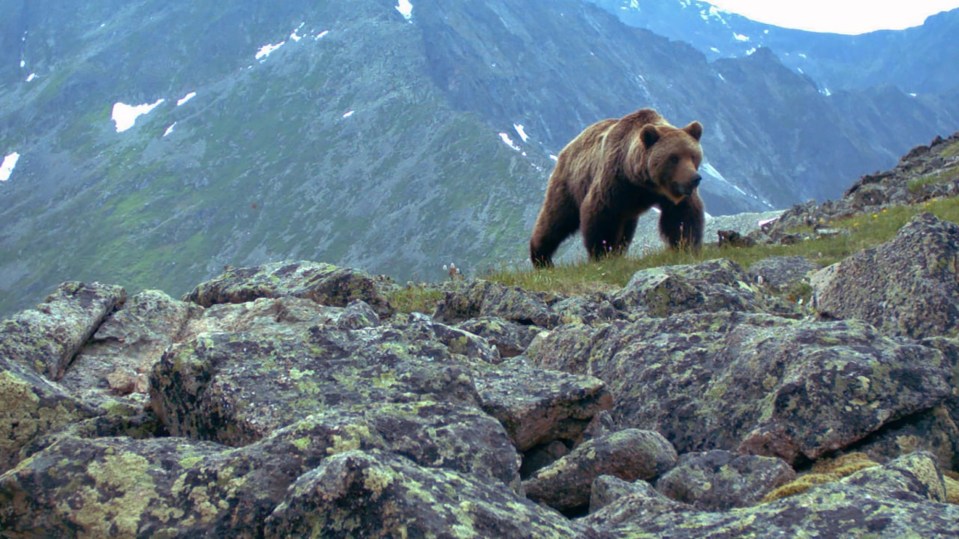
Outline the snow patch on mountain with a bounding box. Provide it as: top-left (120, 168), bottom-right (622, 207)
top-left (177, 92), bottom-right (197, 106)
top-left (701, 5), bottom-right (729, 25)
top-left (396, 0), bottom-right (413, 21)
top-left (513, 124), bottom-right (529, 143)
top-left (0, 152), bottom-right (20, 182)
top-left (499, 132), bottom-right (521, 152)
top-left (255, 41), bottom-right (285, 61)
top-left (291, 22), bottom-right (306, 42)
top-left (112, 99), bottom-right (165, 133)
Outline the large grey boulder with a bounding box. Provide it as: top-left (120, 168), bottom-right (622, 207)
top-left (523, 429), bottom-right (677, 512)
top-left (263, 450), bottom-right (581, 538)
top-left (433, 280), bottom-right (559, 328)
top-left (528, 313), bottom-right (951, 464)
top-left (748, 255), bottom-right (817, 294)
top-left (149, 322), bottom-right (481, 446)
top-left (1, 281), bottom-right (126, 380)
top-left (612, 258), bottom-right (803, 317)
top-left (813, 213), bottom-right (959, 339)
top-left (0, 357), bottom-right (97, 473)
top-left (60, 289), bottom-right (199, 406)
top-left (456, 316), bottom-right (543, 359)
top-left (655, 450), bottom-right (796, 510)
top-left (473, 358), bottom-right (612, 452)
top-left (585, 452), bottom-right (959, 537)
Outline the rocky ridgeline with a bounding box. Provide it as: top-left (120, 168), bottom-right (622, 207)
top-left (2, 138), bottom-right (959, 536)
top-left (751, 132), bottom-right (959, 245)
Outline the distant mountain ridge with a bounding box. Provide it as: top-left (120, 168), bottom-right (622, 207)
top-left (589, 0), bottom-right (959, 95)
top-left (1, 0), bottom-right (958, 316)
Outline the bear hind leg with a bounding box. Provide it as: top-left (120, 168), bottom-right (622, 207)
top-left (530, 199), bottom-right (580, 268)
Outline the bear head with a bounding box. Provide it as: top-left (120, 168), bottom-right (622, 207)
top-left (629, 121), bottom-right (704, 204)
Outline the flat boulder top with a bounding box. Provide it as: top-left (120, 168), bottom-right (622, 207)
top-left (183, 261), bottom-right (394, 317)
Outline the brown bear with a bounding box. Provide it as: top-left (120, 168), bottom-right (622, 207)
top-left (529, 108), bottom-right (705, 267)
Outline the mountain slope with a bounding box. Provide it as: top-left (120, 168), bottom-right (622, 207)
top-left (1, 0), bottom-right (958, 316)
top-left (0, 0), bottom-right (549, 308)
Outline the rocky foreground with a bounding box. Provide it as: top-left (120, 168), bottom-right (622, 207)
top-left (0, 214), bottom-right (957, 537)
top-left (2, 136), bottom-right (959, 537)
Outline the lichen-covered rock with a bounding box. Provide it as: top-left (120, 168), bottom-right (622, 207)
top-left (472, 358), bottom-right (613, 452)
top-left (456, 316), bottom-right (543, 359)
top-left (16, 404), bottom-right (165, 463)
top-left (1, 281), bottom-right (126, 380)
top-left (181, 296), bottom-right (381, 341)
top-left (399, 312), bottom-right (500, 363)
top-left (585, 452), bottom-right (959, 537)
top-left (612, 258), bottom-right (802, 317)
top-left (263, 450), bottom-right (581, 538)
top-left (0, 435), bottom-right (231, 538)
top-left (183, 260), bottom-right (394, 317)
top-left (433, 280), bottom-right (559, 328)
top-left (654, 450), bottom-right (796, 510)
top-left (60, 289), bottom-right (199, 407)
top-left (0, 401), bottom-right (521, 537)
top-left (549, 295), bottom-right (622, 326)
top-left (748, 256), bottom-right (817, 293)
top-left (150, 323), bottom-right (480, 445)
top-left (255, 401), bottom-right (523, 492)
top-left (528, 313), bottom-right (951, 464)
top-left (0, 357), bottom-right (97, 473)
top-left (812, 213), bottom-right (959, 339)
top-left (922, 336), bottom-right (959, 449)
top-left (523, 429), bottom-right (677, 512)
top-left (849, 404), bottom-right (959, 473)
top-left (589, 475), bottom-right (664, 514)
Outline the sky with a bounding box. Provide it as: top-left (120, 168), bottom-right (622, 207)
top-left (703, 1), bottom-right (959, 34)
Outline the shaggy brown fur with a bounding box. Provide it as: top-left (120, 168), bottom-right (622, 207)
top-left (530, 108), bottom-right (705, 267)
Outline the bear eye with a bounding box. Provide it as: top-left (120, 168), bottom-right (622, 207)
top-left (669, 156), bottom-right (679, 165)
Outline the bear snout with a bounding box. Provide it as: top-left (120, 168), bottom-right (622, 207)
top-left (675, 174), bottom-right (701, 196)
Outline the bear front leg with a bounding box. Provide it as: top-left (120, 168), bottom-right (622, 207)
top-left (658, 192), bottom-right (705, 250)
top-left (616, 217), bottom-right (639, 255)
top-left (581, 207), bottom-right (625, 261)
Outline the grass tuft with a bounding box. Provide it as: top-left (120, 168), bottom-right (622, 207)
top-left (387, 286), bottom-right (445, 315)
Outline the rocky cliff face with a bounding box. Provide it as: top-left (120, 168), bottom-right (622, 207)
top-left (2, 0), bottom-right (959, 318)
top-left (3, 141), bottom-right (959, 535)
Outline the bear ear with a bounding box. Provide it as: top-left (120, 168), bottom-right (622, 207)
top-left (640, 124), bottom-right (660, 148)
top-left (684, 121), bottom-right (703, 141)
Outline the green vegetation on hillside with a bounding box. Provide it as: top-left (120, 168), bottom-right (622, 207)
top-left (484, 197), bottom-right (959, 296)
top-left (388, 196), bottom-right (959, 314)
